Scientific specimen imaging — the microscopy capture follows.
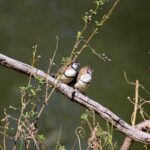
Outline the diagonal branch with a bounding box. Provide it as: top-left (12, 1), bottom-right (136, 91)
top-left (0, 53), bottom-right (150, 144)
top-left (121, 120), bottom-right (150, 150)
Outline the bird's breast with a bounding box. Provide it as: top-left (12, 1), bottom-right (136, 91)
top-left (65, 69), bottom-right (76, 77)
top-left (75, 80), bottom-right (89, 92)
top-left (59, 69), bottom-right (76, 84)
top-left (80, 74), bottom-right (92, 83)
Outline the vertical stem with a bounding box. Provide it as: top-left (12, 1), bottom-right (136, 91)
top-left (72, 0), bottom-right (120, 62)
top-left (3, 109), bottom-right (7, 150)
top-left (132, 80), bottom-right (139, 126)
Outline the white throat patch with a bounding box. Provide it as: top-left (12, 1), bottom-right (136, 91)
top-left (80, 74), bottom-right (92, 83)
top-left (64, 68), bottom-right (76, 77)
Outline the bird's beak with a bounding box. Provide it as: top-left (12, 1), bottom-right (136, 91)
top-left (75, 60), bottom-right (80, 66)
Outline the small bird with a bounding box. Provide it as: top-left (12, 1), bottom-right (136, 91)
top-left (56, 60), bottom-right (80, 84)
top-left (74, 66), bottom-right (93, 92)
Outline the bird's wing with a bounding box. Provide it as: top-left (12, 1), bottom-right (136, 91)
top-left (57, 66), bottom-right (65, 75)
top-left (68, 72), bottom-right (78, 86)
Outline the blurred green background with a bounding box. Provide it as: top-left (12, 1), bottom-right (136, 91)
top-left (0, 0), bottom-right (150, 149)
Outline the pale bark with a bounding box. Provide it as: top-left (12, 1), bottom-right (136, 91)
top-left (0, 53), bottom-right (150, 145)
top-left (120, 120), bottom-right (150, 150)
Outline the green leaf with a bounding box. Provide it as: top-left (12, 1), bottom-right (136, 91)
top-left (30, 89), bottom-right (36, 96)
top-left (76, 31), bottom-right (81, 39)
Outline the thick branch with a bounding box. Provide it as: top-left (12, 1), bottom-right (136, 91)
top-left (120, 120), bottom-right (150, 150)
top-left (0, 53), bottom-right (150, 144)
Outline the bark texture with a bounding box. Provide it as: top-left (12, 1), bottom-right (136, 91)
top-left (0, 53), bottom-right (150, 144)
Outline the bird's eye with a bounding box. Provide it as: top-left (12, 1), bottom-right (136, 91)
top-left (75, 61), bottom-right (79, 65)
top-left (72, 62), bottom-right (77, 69)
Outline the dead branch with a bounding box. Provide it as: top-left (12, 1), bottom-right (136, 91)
top-left (120, 120), bottom-right (150, 150)
top-left (0, 53), bottom-right (150, 144)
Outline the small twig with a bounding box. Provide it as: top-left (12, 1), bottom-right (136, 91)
top-left (92, 110), bottom-right (96, 127)
top-left (88, 124), bottom-right (102, 150)
top-left (28, 45), bottom-right (38, 85)
top-left (3, 109), bottom-right (8, 150)
top-left (33, 138), bottom-right (40, 150)
top-left (55, 125), bottom-right (62, 150)
top-left (75, 127), bottom-right (83, 150)
top-left (13, 93), bottom-right (27, 150)
top-left (84, 41), bottom-right (111, 62)
top-left (86, 118), bottom-right (93, 132)
top-left (73, 0), bottom-right (120, 62)
top-left (36, 36), bottom-right (59, 121)
top-left (137, 97), bottom-right (150, 110)
top-left (45, 36), bottom-right (59, 97)
top-left (131, 80), bottom-right (139, 126)
top-left (124, 72), bottom-right (150, 96)
top-left (124, 72), bottom-right (136, 86)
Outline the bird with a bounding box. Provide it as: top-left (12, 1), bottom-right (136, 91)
top-left (74, 66), bottom-right (93, 92)
top-left (56, 60), bottom-right (80, 84)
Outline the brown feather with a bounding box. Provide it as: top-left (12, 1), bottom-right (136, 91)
top-left (57, 64), bottom-right (72, 75)
top-left (57, 66), bottom-right (65, 75)
top-left (77, 66), bottom-right (90, 81)
top-left (56, 62), bottom-right (78, 84)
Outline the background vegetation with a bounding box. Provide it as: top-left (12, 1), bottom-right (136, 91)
top-left (0, 0), bottom-right (149, 149)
